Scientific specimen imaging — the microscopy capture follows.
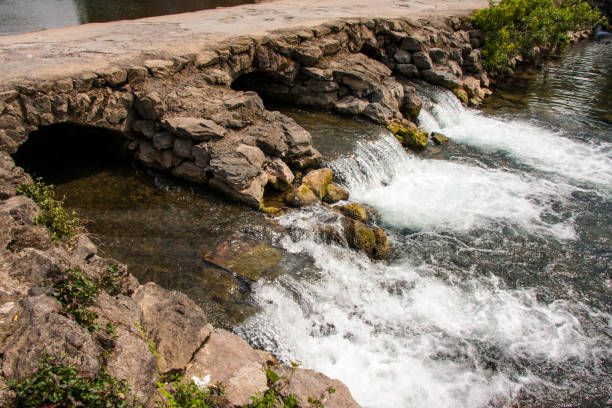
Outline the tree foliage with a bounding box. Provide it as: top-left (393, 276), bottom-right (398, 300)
top-left (472, 0), bottom-right (605, 73)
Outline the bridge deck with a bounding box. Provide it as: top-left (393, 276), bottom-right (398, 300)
top-left (0, 0), bottom-right (487, 87)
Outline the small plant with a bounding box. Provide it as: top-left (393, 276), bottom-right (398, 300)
top-left (101, 264), bottom-right (122, 295)
top-left (53, 268), bottom-right (100, 331)
top-left (156, 375), bottom-right (224, 408)
top-left (472, 0), bottom-right (605, 73)
top-left (17, 177), bottom-right (81, 241)
top-left (105, 322), bottom-right (118, 339)
top-left (7, 353), bottom-right (131, 408)
top-left (135, 321), bottom-right (158, 356)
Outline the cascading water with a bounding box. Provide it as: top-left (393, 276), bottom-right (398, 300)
top-left (239, 43), bottom-right (612, 407)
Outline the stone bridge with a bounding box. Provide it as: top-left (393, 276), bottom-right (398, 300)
top-left (0, 0), bottom-right (492, 208)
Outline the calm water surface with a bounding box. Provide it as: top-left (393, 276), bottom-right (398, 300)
top-left (0, 0), bottom-right (255, 36)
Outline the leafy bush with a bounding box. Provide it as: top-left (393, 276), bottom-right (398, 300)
top-left (156, 375), bottom-right (224, 408)
top-left (7, 353), bottom-right (130, 408)
top-left (473, 0), bottom-right (605, 73)
top-left (17, 177), bottom-right (80, 241)
top-left (53, 268), bottom-right (101, 331)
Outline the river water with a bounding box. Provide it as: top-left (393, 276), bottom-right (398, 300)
top-left (12, 40), bottom-right (612, 406)
top-left (237, 41), bottom-right (612, 407)
top-left (0, 0), bottom-right (255, 36)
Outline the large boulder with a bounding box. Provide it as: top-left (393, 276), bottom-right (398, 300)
top-left (274, 366), bottom-right (360, 408)
top-left (323, 183), bottom-right (349, 204)
top-left (302, 168), bottom-right (333, 200)
top-left (1, 295), bottom-right (102, 381)
top-left (184, 329), bottom-right (274, 407)
top-left (132, 283), bottom-right (213, 374)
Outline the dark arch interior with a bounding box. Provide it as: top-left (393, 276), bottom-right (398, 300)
top-left (231, 71), bottom-right (294, 107)
top-left (12, 123), bottom-right (128, 185)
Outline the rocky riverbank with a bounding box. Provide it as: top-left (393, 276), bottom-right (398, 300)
top-left (0, 152), bottom-right (361, 407)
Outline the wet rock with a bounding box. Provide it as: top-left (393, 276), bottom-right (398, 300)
top-left (400, 85), bottom-right (423, 119)
top-left (173, 138), bottom-right (194, 160)
top-left (285, 184), bottom-right (319, 207)
top-left (431, 132), bottom-right (449, 145)
top-left (372, 227), bottom-right (390, 260)
top-left (275, 366), bottom-right (360, 408)
top-left (265, 158), bottom-right (294, 191)
top-left (453, 88), bottom-right (469, 104)
top-left (338, 203), bottom-right (367, 223)
top-left (207, 239), bottom-right (284, 281)
top-left (461, 75), bottom-right (485, 99)
top-left (133, 282), bottom-right (213, 374)
top-left (323, 183), bottom-right (349, 204)
top-left (172, 161), bottom-right (207, 184)
top-left (185, 329), bottom-right (274, 407)
top-left (341, 217), bottom-right (375, 258)
top-left (387, 120), bottom-right (428, 149)
top-left (302, 168), bottom-right (333, 200)
top-left (209, 151), bottom-right (268, 207)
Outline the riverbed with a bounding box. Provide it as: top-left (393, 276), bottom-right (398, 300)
top-left (13, 39), bottom-right (612, 407)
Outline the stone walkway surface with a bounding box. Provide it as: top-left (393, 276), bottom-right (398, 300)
top-left (0, 0), bottom-right (487, 86)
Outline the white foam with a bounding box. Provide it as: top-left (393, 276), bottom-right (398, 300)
top-left (332, 134), bottom-right (575, 239)
top-left (239, 209), bottom-right (610, 408)
top-left (418, 90), bottom-right (612, 189)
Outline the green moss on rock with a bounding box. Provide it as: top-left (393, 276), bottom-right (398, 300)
top-left (453, 88), bottom-right (469, 104)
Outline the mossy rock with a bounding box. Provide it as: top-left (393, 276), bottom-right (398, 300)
top-left (285, 184), bottom-right (319, 207)
top-left (303, 168), bottom-right (333, 200)
top-left (323, 183), bottom-right (349, 204)
top-left (453, 88), bottom-right (469, 104)
top-left (338, 203), bottom-right (367, 223)
top-left (341, 217), bottom-right (376, 257)
top-left (387, 121), bottom-right (428, 149)
top-left (228, 244), bottom-right (285, 281)
top-left (372, 227), bottom-right (390, 260)
top-left (431, 132), bottom-right (449, 145)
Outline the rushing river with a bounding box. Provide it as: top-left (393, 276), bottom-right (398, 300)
top-left (238, 41), bottom-right (612, 407)
top-left (12, 40), bottom-right (612, 406)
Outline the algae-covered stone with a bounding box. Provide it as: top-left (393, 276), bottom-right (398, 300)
top-left (453, 88), bottom-right (469, 104)
top-left (341, 217), bottom-right (376, 257)
top-left (285, 184), bottom-right (319, 207)
top-left (338, 203), bottom-right (368, 223)
top-left (372, 227), bottom-right (390, 260)
top-left (431, 132), bottom-right (449, 145)
top-left (227, 244), bottom-right (284, 281)
top-left (323, 183), bottom-right (349, 204)
top-left (302, 168), bottom-right (333, 200)
top-left (387, 119), bottom-right (428, 149)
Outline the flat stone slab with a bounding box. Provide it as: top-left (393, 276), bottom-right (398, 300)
top-left (0, 0), bottom-right (487, 87)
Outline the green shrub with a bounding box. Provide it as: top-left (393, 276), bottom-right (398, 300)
top-left (472, 0), bottom-right (605, 73)
top-left (17, 177), bottom-right (80, 241)
top-left (53, 268), bottom-right (101, 331)
top-left (156, 375), bottom-right (224, 408)
top-left (7, 353), bottom-right (131, 408)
